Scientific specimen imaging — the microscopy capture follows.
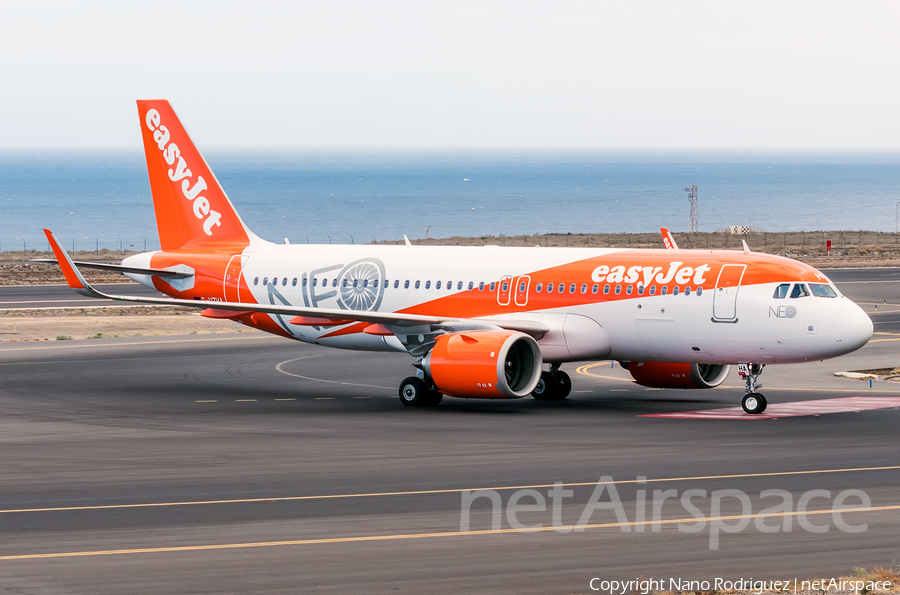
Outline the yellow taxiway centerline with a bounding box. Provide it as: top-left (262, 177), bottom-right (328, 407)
top-left (0, 504), bottom-right (895, 561)
top-left (575, 362), bottom-right (900, 392)
top-left (2, 464), bottom-right (898, 516)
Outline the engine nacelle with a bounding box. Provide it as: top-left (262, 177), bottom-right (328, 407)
top-left (421, 330), bottom-right (542, 399)
top-left (626, 361), bottom-right (730, 389)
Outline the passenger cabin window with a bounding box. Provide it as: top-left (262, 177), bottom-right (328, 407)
top-left (457, 281), bottom-right (463, 290)
top-left (685, 286), bottom-right (691, 296)
top-left (603, 284), bottom-right (610, 294)
top-left (649, 286), bottom-right (656, 295)
top-left (415, 281), bottom-right (421, 289)
top-left (660, 286), bottom-right (668, 295)
top-left (809, 283), bottom-right (838, 298)
top-left (468, 282), bottom-right (474, 290)
top-left (311, 278), bottom-right (316, 287)
top-left (425, 281), bottom-right (431, 289)
top-left (479, 282), bottom-right (485, 290)
top-left (394, 280), bottom-right (399, 288)
top-left (520, 282), bottom-right (526, 292)
top-left (773, 283), bottom-right (790, 299)
top-left (558, 284), bottom-right (565, 294)
top-left (302, 278), bottom-right (307, 287)
top-left (435, 281), bottom-right (441, 289)
top-left (790, 283), bottom-right (810, 298)
top-left (502, 281), bottom-right (509, 292)
top-left (581, 284), bottom-right (587, 294)
top-left (547, 283), bottom-right (554, 293)
top-left (569, 283), bottom-right (576, 293)
top-left (592, 284), bottom-right (599, 294)
top-left (490, 282), bottom-right (496, 291)
top-left (536, 282), bottom-right (543, 292)
top-left (292, 278), bottom-right (297, 286)
top-left (405, 280), bottom-right (410, 289)
top-left (672, 286), bottom-right (679, 296)
top-left (637, 285), bottom-right (644, 295)
top-left (253, 277), bottom-right (259, 285)
top-left (615, 285), bottom-right (621, 295)
top-left (696, 287), bottom-right (703, 296)
top-left (283, 278), bottom-right (288, 286)
top-left (626, 285), bottom-right (633, 295)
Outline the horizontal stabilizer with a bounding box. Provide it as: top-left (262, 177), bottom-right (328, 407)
top-left (32, 259), bottom-right (193, 279)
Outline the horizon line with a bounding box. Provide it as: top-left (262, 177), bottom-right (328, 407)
top-left (2, 146), bottom-right (900, 153)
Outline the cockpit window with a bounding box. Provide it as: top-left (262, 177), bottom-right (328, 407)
top-left (790, 283), bottom-right (810, 298)
top-left (809, 283), bottom-right (838, 298)
top-left (773, 284), bottom-right (790, 299)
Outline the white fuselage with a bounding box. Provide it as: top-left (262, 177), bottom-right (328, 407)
top-left (126, 242), bottom-right (874, 366)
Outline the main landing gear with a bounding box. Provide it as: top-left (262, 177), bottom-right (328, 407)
top-left (738, 363), bottom-right (767, 414)
top-left (531, 364), bottom-right (572, 401)
top-left (398, 376), bottom-right (443, 407)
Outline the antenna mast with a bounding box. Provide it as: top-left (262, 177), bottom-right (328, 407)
top-left (685, 185), bottom-right (698, 233)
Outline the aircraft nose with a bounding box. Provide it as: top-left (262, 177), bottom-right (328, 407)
top-left (833, 299), bottom-right (873, 353)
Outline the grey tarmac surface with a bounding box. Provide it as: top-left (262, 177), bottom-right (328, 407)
top-left (0, 270), bottom-right (898, 594)
top-left (0, 283), bottom-right (163, 310)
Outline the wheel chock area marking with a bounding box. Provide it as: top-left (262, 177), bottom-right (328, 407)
top-left (639, 396), bottom-right (900, 420)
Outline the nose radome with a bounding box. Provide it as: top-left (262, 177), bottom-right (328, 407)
top-left (833, 299), bottom-right (873, 353)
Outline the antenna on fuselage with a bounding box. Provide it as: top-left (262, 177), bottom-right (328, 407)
top-left (742, 239), bottom-right (751, 254)
top-left (403, 234), bottom-right (412, 246)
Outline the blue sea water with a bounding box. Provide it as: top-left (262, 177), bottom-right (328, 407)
top-left (1, 149), bottom-right (899, 252)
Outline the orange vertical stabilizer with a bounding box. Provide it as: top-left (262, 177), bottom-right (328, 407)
top-left (136, 100), bottom-right (254, 252)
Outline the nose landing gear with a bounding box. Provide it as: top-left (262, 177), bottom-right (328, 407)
top-left (738, 363), bottom-right (767, 414)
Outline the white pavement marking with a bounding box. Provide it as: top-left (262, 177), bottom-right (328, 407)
top-left (275, 356), bottom-right (394, 390)
top-left (640, 396), bottom-right (900, 420)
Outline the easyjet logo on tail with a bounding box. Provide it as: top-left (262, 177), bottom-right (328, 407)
top-left (144, 109), bottom-right (222, 236)
top-left (591, 262), bottom-right (711, 286)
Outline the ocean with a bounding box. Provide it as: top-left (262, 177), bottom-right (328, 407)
top-left (1, 149), bottom-right (899, 253)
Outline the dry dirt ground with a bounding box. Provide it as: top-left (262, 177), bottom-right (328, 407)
top-left (0, 307), bottom-right (260, 343)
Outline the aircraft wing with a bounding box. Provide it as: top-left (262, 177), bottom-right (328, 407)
top-left (43, 229), bottom-right (548, 337)
top-left (660, 227), bottom-right (679, 250)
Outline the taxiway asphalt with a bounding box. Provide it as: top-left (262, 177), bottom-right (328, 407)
top-left (0, 270), bottom-right (898, 594)
top-left (0, 283), bottom-right (163, 310)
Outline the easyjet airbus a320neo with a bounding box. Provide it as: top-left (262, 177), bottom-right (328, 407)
top-left (44, 100), bottom-right (873, 414)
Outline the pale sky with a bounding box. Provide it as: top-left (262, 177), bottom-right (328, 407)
top-left (1, 0), bottom-right (898, 148)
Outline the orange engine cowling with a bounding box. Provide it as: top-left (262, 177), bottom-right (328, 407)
top-left (420, 330), bottom-right (542, 399)
top-left (626, 362), bottom-right (730, 389)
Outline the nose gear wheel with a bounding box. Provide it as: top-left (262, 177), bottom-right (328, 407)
top-left (738, 363), bottom-right (767, 414)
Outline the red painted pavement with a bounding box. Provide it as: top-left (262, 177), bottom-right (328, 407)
top-left (639, 396), bottom-right (900, 420)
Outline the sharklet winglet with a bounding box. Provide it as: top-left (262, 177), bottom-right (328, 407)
top-left (43, 229), bottom-right (99, 298)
